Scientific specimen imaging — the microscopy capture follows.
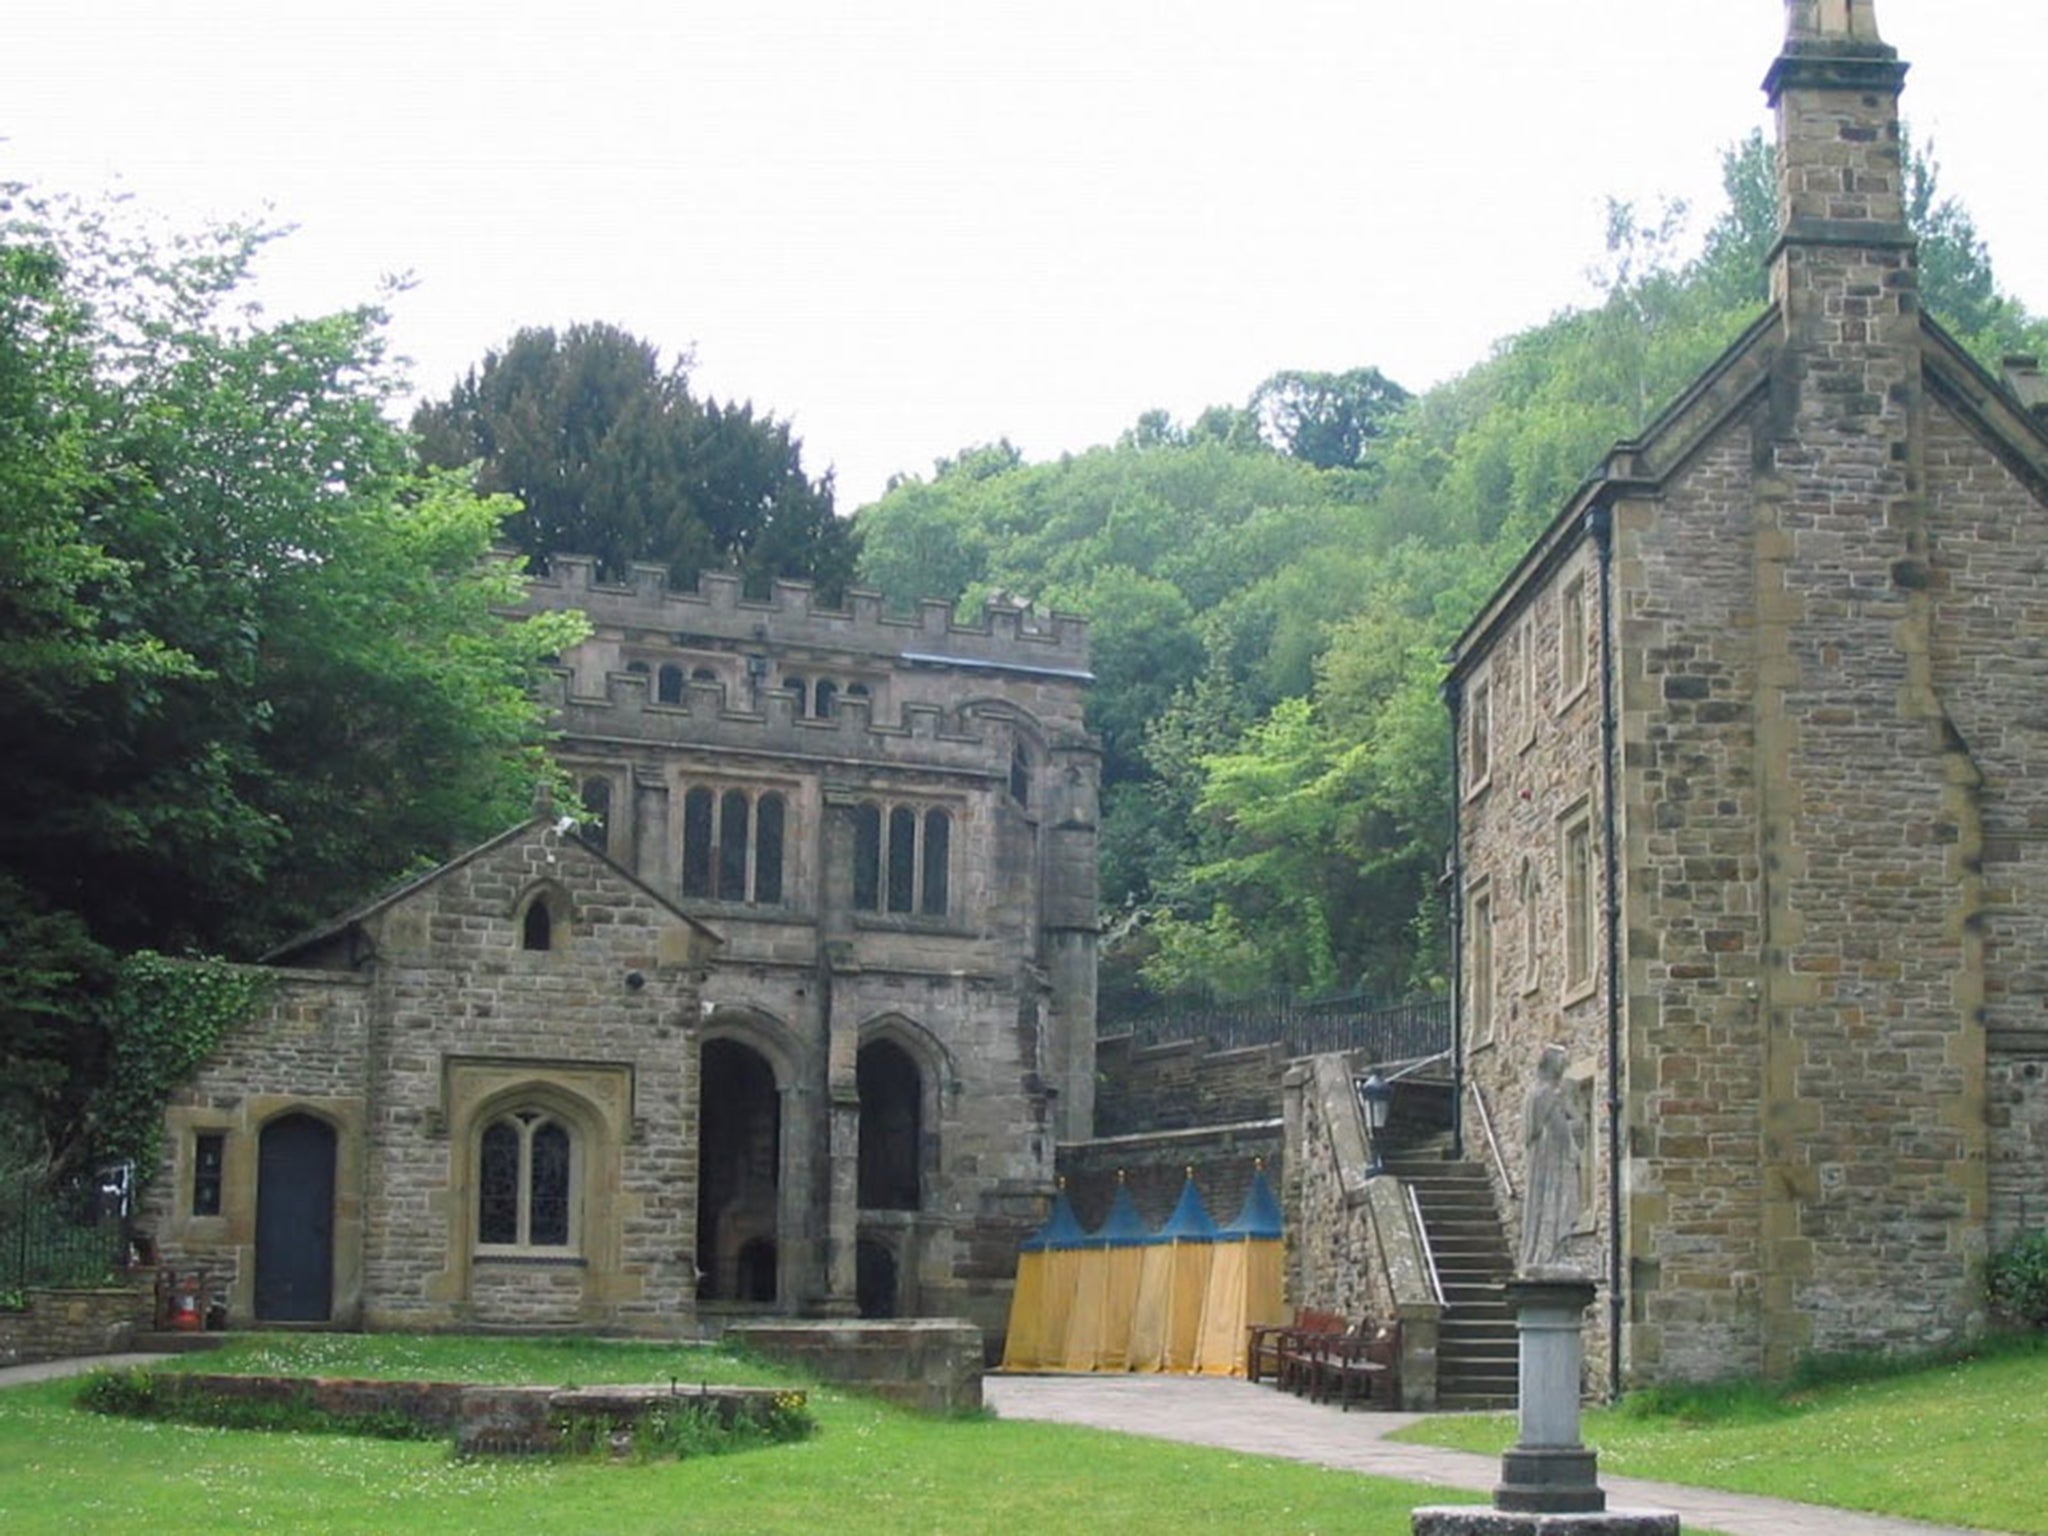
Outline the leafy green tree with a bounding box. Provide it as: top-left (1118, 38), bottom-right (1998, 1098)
top-left (0, 193), bottom-right (584, 1167)
top-left (1250, 367), bottom-right (1411, 469)
top-left (414, 322), bottom-right (857, 598)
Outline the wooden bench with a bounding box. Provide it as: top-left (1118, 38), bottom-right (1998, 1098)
top-left (1246, 1307), bottom-right (1345, 1390)
top-left (1309, 1320), bottom-right (1402, 1411)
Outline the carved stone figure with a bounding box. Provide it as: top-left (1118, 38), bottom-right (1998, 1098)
top-left (1519, 1044), bottom-right (1584, 1275)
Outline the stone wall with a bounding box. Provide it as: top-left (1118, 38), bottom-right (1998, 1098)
top-left (141, 828), bottom-right (712, 1335)
top-left (1093, 1035), bottom-right (1286, 1136)
top-left (1057, 1122), bottom-right (1283, 1233)
top-left (731, 1319), bottom-right (982, 1413)
top-left (0, 1283), bottom-right (150, 1366)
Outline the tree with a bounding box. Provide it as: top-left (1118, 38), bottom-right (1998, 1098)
top-left (0, 192), bottom-right (584, 1167)
top-left (413, 322), bottom-right (858, 599)
top-left (1250, 367), bottom-right (1411, 470)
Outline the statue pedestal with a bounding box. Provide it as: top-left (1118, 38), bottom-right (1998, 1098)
top-left (1411, 1276), bottom-right (1676, 1536)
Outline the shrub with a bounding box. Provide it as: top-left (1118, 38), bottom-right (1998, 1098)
top-left (1987, 1231), bottom-right (2048, 1328)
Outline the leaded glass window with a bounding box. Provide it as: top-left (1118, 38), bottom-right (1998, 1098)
top-left (477, 1110), bottom-right (575, 1251)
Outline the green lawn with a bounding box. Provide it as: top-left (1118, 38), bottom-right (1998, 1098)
top-left (1, 1334), bottom-right (1483, 1535)
top-left (1395, 1339), bottom-right (2048, 1535)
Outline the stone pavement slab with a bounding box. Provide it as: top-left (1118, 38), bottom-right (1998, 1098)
top-left (984, 1373), bottom-right (2013, 1536)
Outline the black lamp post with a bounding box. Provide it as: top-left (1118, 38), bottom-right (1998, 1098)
top-left (1360, 1071), bottom-right (1392, 1178)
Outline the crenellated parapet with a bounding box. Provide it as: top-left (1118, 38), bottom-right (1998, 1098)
top-left (539, 666), bottom-right (1046, 775)
top-left (520, 557), bottom-right (1090, 674)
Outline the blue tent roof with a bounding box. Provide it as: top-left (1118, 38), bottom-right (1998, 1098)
top-left (1220, 1166), bottom-right (1284, 1240)
top-left (1020, 1188), bottom-right (1092, 1252)
top-left (1157, 1173), bottom-right (1220, 1243)
top-left (1090, 1182), bottom-right (1156, 1248)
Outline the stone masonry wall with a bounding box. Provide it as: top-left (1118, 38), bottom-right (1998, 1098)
top-left (1093, 1035), bottom-right (1287, 1136)
top-left (1924, 397), bottom-right (2048, 1245)
top-left (143, 968), bottom-right (376, 1323)
top-left (1611, 429), bottom-right (1770, 1386)
top-left (354, 832), bottom-right (706, 1333)
top-left (1458, 528), bottom-right (1615, 1388)
top-left (0, 1284), bottom-right (150, 1366)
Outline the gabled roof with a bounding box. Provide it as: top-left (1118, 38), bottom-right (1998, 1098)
top-left (261, 816), bottom-right (723, 967)
top-left (1445, 306), bottom-right (2048, 683)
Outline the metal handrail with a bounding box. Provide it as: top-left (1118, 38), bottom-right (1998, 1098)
top-left (1407, 1184), bottom-right (1449, 1311)
top-left (1466, 1079), bottom-right (1516, 1201)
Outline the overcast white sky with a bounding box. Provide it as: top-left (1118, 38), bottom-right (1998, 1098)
top-left (6, 1), bottom-right (2045, 508)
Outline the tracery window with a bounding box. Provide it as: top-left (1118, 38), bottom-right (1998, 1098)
top-left (477, 1109), bottom-right (575, 1251)
top-left (680, 786), bottom-right (789, 905)
top-left (852, 802), bottom-right (951, 916)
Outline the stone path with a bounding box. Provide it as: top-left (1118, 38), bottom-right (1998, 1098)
top-left (984, 1373), bottom-right (2014, 1536)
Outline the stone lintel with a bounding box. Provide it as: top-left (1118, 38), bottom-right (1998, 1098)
top-left (1413, 1509), bottom-right (1678, 1536)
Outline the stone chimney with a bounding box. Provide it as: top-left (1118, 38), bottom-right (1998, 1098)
top-left (1763, 0), bottom-right (1913, 316)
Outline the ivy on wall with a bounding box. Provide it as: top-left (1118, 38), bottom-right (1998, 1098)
top-left (92, 954), bottom-right (274, 1187)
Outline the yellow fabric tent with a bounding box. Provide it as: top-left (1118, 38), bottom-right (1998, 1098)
top-left (1128, 1173), bottom-right (1219, 1373)
top-left (998, 1187), bottom-right (1089, 1371)
top-left (1191, 1166), bottom-right (1287, 1376)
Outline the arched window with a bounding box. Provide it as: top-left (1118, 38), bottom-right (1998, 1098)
top-left (784, 675), bottom-right (808, 715)
top-left (922, 810), bottom-right (950, 915)
top-left (577, 776), bottom-right (611, 854)
top-left (853, 804), bottom-right (882, 911)
top-left (657, 664), bottom-right (685, 705)
top-left (691, 666), bottom-right (718, 683)
top-left (845, 683), bottom-right (870, 700)
top-left (682, 787), bottom-right (715, 898)
top-left (626, 660), bottom-right (650, 678)
top-left (477, 1109), bottom-right (576, 1250)
top-left (756, 794), bottom-right (786, 905)
top-left (522, 902), bottom-right (552, 951)
top-left (1010, 747), bottom-right (1032, 807)
top-left (887, 807), bottom-right (917, 912)
top-left (718, 790), bottom-right (750, 901)
top-left (680, 786), bottom-right (788, 906)
top-left (814, 679), bottom-right (838, 718)
top-left (852, 802), bottom-right (951, 917)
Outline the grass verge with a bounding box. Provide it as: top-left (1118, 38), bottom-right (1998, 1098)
top-left (1394, 1333), bottom-right (2048, 1535)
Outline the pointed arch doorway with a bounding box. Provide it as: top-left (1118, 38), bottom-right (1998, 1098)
top-left (255, 1112), bottom-right (336, 1322)
top-left (696, 1038), bottom-right (782, 1302)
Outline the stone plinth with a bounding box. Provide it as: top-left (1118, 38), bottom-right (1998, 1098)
top-left (1412, 1509), bottom-right (1679, 1536)
top-left (1497, 1278), bottom-right (1602, 1513)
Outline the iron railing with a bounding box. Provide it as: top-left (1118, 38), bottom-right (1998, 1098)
top-left (0, 1166), bottom-right (133, 1293)
top-left (1106, 989), bottom-right (1450, 1062)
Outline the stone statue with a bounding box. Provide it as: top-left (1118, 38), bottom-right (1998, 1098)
top-left (1519, 1044), bottom-right (1584, 1275)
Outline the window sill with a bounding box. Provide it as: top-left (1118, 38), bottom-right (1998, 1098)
top-left (1561, 977), bottom-right (1599, 1009)
top-left (851, 913), bottom-right (971, 937)
top-left (1555, 681), bottom-right (1590, 715)
top-left (474, 1251), bottom-right (586, 1268)
top-left (1463, 774), bottom-right (1493, 804)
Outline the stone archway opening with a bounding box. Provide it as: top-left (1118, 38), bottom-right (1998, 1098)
top-left (697, 1038), bottom-right (780, 1302)
top-left (858, 1039), bottom-right (922, 1212)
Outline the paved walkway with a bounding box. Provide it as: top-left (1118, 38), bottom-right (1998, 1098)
top-left (984, 1373), bottom-right (2012, 1536)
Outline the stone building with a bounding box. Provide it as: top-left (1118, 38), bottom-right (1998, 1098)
top-left (141, 565), bottom-right (1098, 1341)
top-left (1446, 1), bottom-right (2048, 1386)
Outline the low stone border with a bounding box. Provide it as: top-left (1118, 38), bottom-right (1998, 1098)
top-left (123, 1372), bottom-right (802, 1457)
top-left (0, 1283), bottom-right (151, 1367)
